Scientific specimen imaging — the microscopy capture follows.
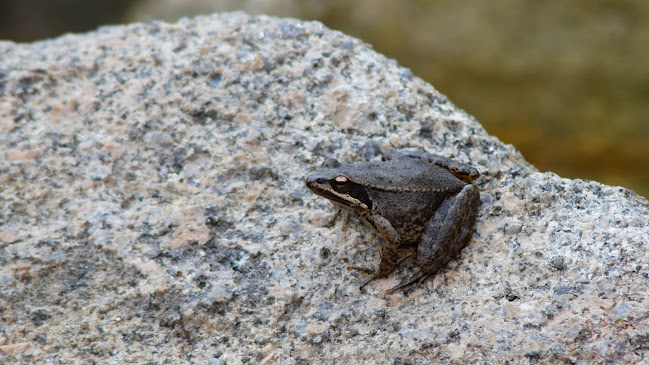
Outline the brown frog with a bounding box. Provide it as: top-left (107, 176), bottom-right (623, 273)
top-left (305, 150), bottom-right (480, 293)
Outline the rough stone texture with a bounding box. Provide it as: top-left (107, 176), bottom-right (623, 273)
top-left (126, 0), bottom-right (649, 197)
top-left (1, 12), bottom-right (648, 364)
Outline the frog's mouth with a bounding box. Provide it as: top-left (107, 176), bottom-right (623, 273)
top-left (325, 193), bottom-right (370, 214)
top-left (318, 190), bottom-right (361, 210)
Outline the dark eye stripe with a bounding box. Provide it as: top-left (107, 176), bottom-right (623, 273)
top-left (347, 184), bottom-right (373, 210)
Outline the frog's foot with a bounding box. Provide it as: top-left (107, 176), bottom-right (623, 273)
top-left (352, 252), bottom-right (415, 290)
top-left (385, 271), bottom-right (428, 294)
top-left (346, 266), bottom-right (374, 274)
top-left (358, 270), bottom-right (388, 290)
top-left (346, 266), bottom-right (388, 290)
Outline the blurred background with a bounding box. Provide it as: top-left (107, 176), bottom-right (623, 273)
top-left (2, 0), bottom-right (647, 198)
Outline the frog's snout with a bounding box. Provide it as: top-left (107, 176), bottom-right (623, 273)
top-left (305, 172), bottom-right (331, 193)
top-left (306, 171), bottom-right (325, 183)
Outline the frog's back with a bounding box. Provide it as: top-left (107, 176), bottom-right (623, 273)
top-left (342, 159), bottom-right (466, 193)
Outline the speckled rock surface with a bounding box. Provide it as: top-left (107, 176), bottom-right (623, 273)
top-left (1, 12), bottom-right (648, 364)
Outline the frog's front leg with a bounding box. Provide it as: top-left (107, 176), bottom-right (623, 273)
top-left (328, 209), bottom-right (351, 231)
top-left (387, 183), bottom-right (480, 293)
top-left (356, 213), bottom-right (402, 290)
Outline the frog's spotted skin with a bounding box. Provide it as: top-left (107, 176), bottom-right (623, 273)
top-left (306, 151), bottom-right (480, 293)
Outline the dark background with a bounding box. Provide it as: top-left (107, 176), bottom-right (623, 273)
top-left (2, 0), bottom-right (647, 198)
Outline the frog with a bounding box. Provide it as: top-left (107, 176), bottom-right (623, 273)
top-left (305, 150), bottom-right (480, 293)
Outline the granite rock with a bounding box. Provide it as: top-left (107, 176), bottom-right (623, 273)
top-left (1, 12), bottom-right (648, 364)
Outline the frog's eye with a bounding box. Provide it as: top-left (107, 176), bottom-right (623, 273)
top-left (331, 175), bottom-right (353, 193)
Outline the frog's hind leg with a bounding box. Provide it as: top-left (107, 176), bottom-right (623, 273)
top-left (387, 183), bottom-right (480, 293)
top-left (390, 150), bottom-right (480, 183)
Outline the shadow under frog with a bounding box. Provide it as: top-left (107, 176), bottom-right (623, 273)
top-left (305, 150), bottom-right (480, 294)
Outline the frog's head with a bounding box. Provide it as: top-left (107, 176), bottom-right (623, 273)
top-left (305, 159), bottom-right (373, 213)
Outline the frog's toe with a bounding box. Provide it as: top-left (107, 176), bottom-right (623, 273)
top-left (347, 266), bottom-right (380, 290)
top-left (346, 266), bottom-right (375, 274)
top-left (385, 272), bottom-right (428, 294)
top-left (357, 270), bottom-right (390, 291)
